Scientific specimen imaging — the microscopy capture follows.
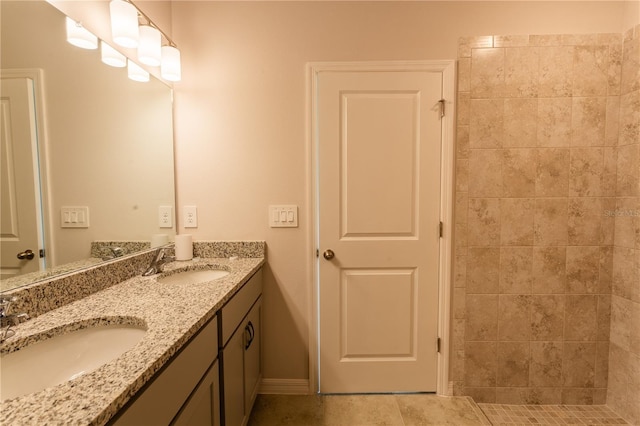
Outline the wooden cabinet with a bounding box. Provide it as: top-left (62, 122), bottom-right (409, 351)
top-left (111, 317), bottom-right (219, 426)
top-left (110, 267), bottom-right (262, 426)
top-left (220, 270), bottom-right (262, 426)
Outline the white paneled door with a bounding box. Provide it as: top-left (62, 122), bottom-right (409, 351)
top-left (1, 77), bottom-right (43, 279)
top-left (316, 66), bottom-right (443, 393)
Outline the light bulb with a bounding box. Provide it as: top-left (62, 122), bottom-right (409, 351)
top-left (161, 45), bottom-right (181, 82)
top-left (101, 41), bottom-right (127, 67)
top-left (110, 0), bottom-right (139, 48)
top-left (65, 17), bottom-right (98, 49)
top-left (138, 25), bottom-right (161, 67)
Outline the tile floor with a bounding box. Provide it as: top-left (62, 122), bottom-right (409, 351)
top-left (247, 394), bottom-right (491, 425)
top-left (479, 404), bottom-right (629, 425)
top-left (248, 395), bottom-right (630, 426)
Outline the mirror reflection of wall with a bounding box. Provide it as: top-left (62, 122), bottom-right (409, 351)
top-left (0, 1), bottom-right (175, 290)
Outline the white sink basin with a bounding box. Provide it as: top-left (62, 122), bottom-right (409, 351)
top-left (0, 323), bottom-right (146, 401)
top-left (158, 269), bottom-right (229, 285)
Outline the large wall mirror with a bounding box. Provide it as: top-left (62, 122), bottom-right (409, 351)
top-left (1, 1), bottom-right (175, 292)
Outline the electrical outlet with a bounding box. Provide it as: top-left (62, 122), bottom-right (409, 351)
top-left (184, 205), bottom-right (198, 228)
top-left (159, 206), bottom-right (173, 228)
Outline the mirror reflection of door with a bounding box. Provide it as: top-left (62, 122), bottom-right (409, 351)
top-left (1, 76), bottom-right (45, 279)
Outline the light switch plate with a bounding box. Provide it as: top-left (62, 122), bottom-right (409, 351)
top-left (159, 206), bottom-right (173, 228)
top-left (184, 205), bottom-right (198, 228)
top-left (60, 206), bottom-right (89, 228)
top-left (269, 205), bottom-right (298, 228)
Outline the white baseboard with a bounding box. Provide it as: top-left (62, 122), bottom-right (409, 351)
top-left (259, 378), bottom-right (311, 395)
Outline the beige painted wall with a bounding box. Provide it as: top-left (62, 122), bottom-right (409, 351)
top-left (171, 1), bottom-right (630, 384)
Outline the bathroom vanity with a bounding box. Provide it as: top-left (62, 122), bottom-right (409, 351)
top-left (0, 244), bottom-right (264, 426)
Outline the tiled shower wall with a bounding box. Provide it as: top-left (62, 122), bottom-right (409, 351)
top-left (452, 32), bottom-right (624, 405)
top-left (607, 25), bottom-right (640, 425)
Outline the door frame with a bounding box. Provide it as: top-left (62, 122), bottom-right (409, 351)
top-left (307, 60), bottom-right (456, 396)
top-left (1, 68), bottom-right (51, 272)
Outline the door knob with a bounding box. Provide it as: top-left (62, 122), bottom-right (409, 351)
top-left (17, 249), bottom-right (35, 260)
top-left (323, 249), bottom-right (335, 260)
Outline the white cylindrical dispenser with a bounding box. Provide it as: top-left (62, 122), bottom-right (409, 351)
top-left (150, 234), bottom-right (169, 248)
top-left (174, 234), bottom-right (193, 261)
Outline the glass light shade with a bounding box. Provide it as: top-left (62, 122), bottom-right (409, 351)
top-left (138, 25), bottom-right (162, 67)
top-left (110, 0), bottom-right (139, 48)
top-left (161, 46), bottom-right (181, 82)
top-left (65, 17), bottom-right (98, 49)
top-left (127, 60), bottom-right (149, 82)
top-left (101, 41), bottom-right (127, 67)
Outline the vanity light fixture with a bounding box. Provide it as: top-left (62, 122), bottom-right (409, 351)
top-left (110, 0), bottom-right (139, 48)
top-left (100, 41), bottom-right (127, 67)
top-left (65, 17), bottom-right (98, 50)
top-left (127, 60), bottom-right (149, 82)
top-left (161, 45), bottom-right (181, 82)
top-left (138, 24), bottom-right (162, 66)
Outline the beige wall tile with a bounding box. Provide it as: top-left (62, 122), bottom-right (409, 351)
top-left (613, 246), bottom-right (638, 300)
top-left (455, 192), bottom-right (468, 225)
top-left (495, 387), bottom-right (531, 404)
top-left (530, 34), bottom-right (563, 46)
top-left (631, 301), bottom-right (640, 356)
top-left (456, 159), bottom-right (469, 192)
top-left (528, 387), bottom-right (562, 404)
top-left (564, 295), bottom-right (598, 341)
top-left (494, 35), bottom-right (529, 48)
top-left (618, 90), bottom-right (640, 147)
top-left (530, 295), bottom-right (565, 341)
top-left (504, 47), bottom-right (539, 98)
top-left (464, 387), bottom-right (496, 403)
top-left (458, 92), bottom-right (470, 125)
top-left (538, 46), bottom-right (573, 97)
top-left (597, 295), bottom-right (612, 341)
top-left (465, 342), bottom-right (497, 387)
top-left (569, 147), bottom-right (604, 196)
top-left (466, 294), bottom-right (498, 340)
top-left (566, 246), bottom-right (600, 293)
top-left (572, 46), bottom-right (609, 96)
top-left (468, 198), bottom-right (501, 247)
top-left (455, 223), bottom-right (468, 249)
top-left (621, 34), bottom-right (640, 94)
top-left (454, 287), bottom-right (466, 319)
top-left (616, 143), bottom-right (639, 197)
top-left (469, 100), bottom-right (504, 148)
top-left (562, 34), bottom-right (599, 46)
top-left (467, 249), bottom-right (500, 293)
top-left (595, 341), bottom-right (610, 388)
top-left (571, 97), bottom-right (607, 146)
top-left (451, 349), bottom-right (465, 381)
top-left (457, 125), bottom-right (470, 159)
top-left (497, 342), bottom-right (530, 386)
top-left (603, 147), bottom-right (619, 195)
top-left (469, 150), bottom-right (503, 197)
top-left (534, 198), bottom-right (569, 246)
top-left (530, 341), bottom-right (563, 387)
top-left (504, 99), bottom-right (538, 147)
top-left (532, 247), bottom-right (566, 294)
top-left (614, 197), bottom-right (640, 249)
top-left (500, 198), bottom-right (534, 246)
top-left (599, 245), bottom-right (614, 294)
top-left (611, 295), bottom-right (633, 350)
top-left (499, 247), bottom-right (533, 294)
top-left (567, 197), bottom-right (604, 245)
top-left (502, 149), bottom-right (536, 197)
top-left (562, 342), bottom-right (596, 387)
top-left (454, 254), bottom-right (467, 288)
top-left (608, 43), bottom-right (623, 96)
top-left (535, 148), bottom-right (570, 196)
top-left (458, 57), bottom-right (471, 93)
top-left (605, 96), bottom-right (620, 146)
top-left (537, 98), bottom-right (572, 147)
top-left (470, 48), bottom-right (504, 98)
top-left (459, 36), bottom-right (494, 58)
top-left (498, 295), bottom-right (531, 341)
top-left (561, 388), bottom-right (595, 404)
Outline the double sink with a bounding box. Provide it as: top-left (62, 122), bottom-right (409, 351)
top-left (0, 267), bottom-right (230, 404)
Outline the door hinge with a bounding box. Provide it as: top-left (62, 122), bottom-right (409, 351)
top-left (316, 249), bottom-right (319, 258)
top-left (439, 221), bottom-right (443, 238)
top-left (39, 249), bottom-right (45, 258)
top-left (438, 99), bottom-right (445, 118)
top-left (437, 337), bottom-right (441, 353)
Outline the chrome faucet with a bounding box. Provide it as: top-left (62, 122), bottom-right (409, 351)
top-left (1, 297), bottom-right (30, 342)
top-left (102, 246), bottom-right (124, 260)
top-left (142, 248), bottom-right (175, 276)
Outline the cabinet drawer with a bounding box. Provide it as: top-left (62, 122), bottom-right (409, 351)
top-left (112, 317), bottom-right (218, 426)
top-left (220, 269), bottom-right (262, 346)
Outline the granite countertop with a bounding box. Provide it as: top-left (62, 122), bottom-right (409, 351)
top-left (0, 256), bottom-right (264, 425)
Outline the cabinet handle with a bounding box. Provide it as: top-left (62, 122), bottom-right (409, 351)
top-left (244, 321), bottom-right (255, 350)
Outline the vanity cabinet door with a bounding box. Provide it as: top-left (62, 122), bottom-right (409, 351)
top-left (172, 360), bottom-right (220, 426)
top-left (243, 298), bottom-right (261, 414)
top-left (223, 325), bottom-right (245, 426)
